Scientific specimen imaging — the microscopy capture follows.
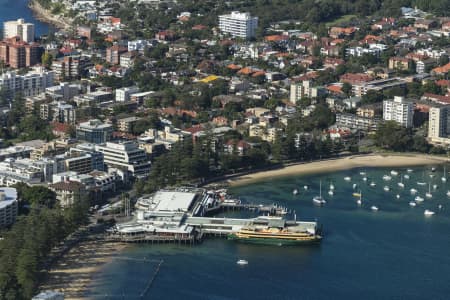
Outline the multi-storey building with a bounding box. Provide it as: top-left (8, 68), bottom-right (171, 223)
top-left (0, 37), bottom-right (42, 68)
top-left (58, 153), bottom-right (94, 174)
top-left (116, 86), bottom-right (140, 102)
top-left (95, 141), bottom-right (151, 178)
top-left (52, 55), bottom-right (90, 80)
top-left (383, 96), bottom-right (414, 128)
top-left (0, 67), bottom-right (54, 99)
top-left (290, 81), bottom-right (326, 103)
top-left (76, 119), bottom-right (113, 144)
top-left (40, 101), bottom-right (76, 124)
top-left (106, 45), bottom-right (127, 65)
top-left (117, 116), bottom-right (141, 133)
top-left (3, 19), bottom-right (35, 42)
top-left (69, 143), bottom-right (105, 171)
top-left (428, 105), bottom-right (450, 145)
top-left (219, 11), bottom-right (258, 39)
top-left (0, 187), bottom-right (18, 227)
top-left (48, 180), bottom-right (87, 208)
top-left (336, 113), bottom-right (380, 131)
top-left (0, 158), bottom-right (55, 186)
top-left (45, 82), bottom-right (81, 101)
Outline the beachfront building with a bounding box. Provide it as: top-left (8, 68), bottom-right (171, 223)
top-left (428, 105), bottom-right (450, 146)
top-left (383, 96), bottom-right (414, 128)
top-left (219, 11), bottom-right (258, 39)
top-left (95, 141), bottom-right (151, 178)
top-left (0, 187), bottom-right (18, 227)
top-left (76, 119), bottom-right (113, 144)
top-left (3, 18), bottom-right (35, 43)
top-left (49, 180), bottom-right (88, 208)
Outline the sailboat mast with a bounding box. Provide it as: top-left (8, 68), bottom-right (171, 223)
top-left (320, 181), bottom-right (322, 198)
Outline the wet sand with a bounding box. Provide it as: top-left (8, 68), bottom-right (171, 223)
top-left (228, 154), bottom-right (447, 186)
top-left (40, 234), bottom-right (127, 300)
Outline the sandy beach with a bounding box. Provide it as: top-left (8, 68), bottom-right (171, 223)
top-left (40, 233), bottom-right (127, 300)
top-left (228, 154), bottom-right (448, 186)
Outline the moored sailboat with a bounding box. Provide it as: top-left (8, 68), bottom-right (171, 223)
top-left (313, 181), bottom-right (326, 206)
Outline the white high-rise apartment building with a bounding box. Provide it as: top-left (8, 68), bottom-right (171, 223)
top-left (0, 67), bottom-right (54, 99)
top-left (3, 18), bottom-right (35, 43)
top-left (289, 81), bottom-right (325, 103)
top-left (383, 96), bottom-right (414, 128)
top-left (219, 11), bottom-right (258, 39)
top-left (428, 106), bottom-right (450, 144)
top-left (0, 188), bottom-right (18, 228)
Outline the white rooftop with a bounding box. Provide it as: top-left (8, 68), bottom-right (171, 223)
top-left (153, 191), bottom-right (197, 212)
top-left (0, 187), bottom-right (18, 210)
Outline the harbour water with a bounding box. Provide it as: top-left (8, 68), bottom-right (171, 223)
top-left (88, 165), bottom-right (450, 299)
top-left (0, 0), bottom-right (51, 37)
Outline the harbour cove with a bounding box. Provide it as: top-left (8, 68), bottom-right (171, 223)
top-left (0, 0), bottom-right (52, 36)
top-left (86, 163), bottom-right (450, 299)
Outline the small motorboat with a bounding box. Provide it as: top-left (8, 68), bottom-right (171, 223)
top-left (447, 190), bottom-right (450, 197)
top-left (370, 182), bottom-right (376, 187)
top-left (410, 188), bottom-right (418, 194)
top-left (404, 174), bottom-right (410, 179)
top-left (438, 204), bottom-right (443, 210)
top-left (329, 183), bottom-right (335, 190)
top-left (431, 167), bottom-right (436, 172)
top-left (415, 196), bottom-right (424, 202)
top-left (433, 184), bottom-right (438, 190)
top-left (352, 183), bottom-right (357, 189)
top-left (328, 190), bottom-right (334, 196)
top-left (344, 176), bottom-right (351, 182)
top-left (304, 185), bottom-right (308, 190)
top-left (390, 170), bottom-right (398, 176)
top-left (396, 194), bottom-right (400, 199)
top-left (362, 177), bottom-right (368, 182)
top-left (383, 175), bottom-right (392, 181)
top-left (293, 189), bottom-right (299, 195)
top-left (359, 171), bottom-right (366, 176)
top-left (371, 206), bottom-right (379, 211)
top-left (352, 192), bottom-right (361, 197)
top-left (383, 186), bottom-right (390, 192)
top-left (424, 210), bottom-right (435, 216)
top-left (409, 201), bottom-right (416, 207)
top-left (407, 169), bottom-right (413, 173)
top-left (313, 196), bottom-right (326, 206)
top-left (237, 259), bottom-right (248, 265)
top-left (398, 182), bottom-right (404, 188)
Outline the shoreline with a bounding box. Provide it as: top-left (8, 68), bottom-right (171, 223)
top-left (40, 231), bottom-right (127, 300)
top-left (227, 153), bottom-right (448, 187)
top-left (28, 0), bottom-right (72, 30)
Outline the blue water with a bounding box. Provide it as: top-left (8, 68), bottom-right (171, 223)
top-left (0, 0), bottom-right (51, 37)
top-left (88, 165), bottom-right (450, 299)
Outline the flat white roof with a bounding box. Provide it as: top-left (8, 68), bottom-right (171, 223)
top-left (0, 187), bottom-right (18, 210)
top-left (154, 191), bottom-right (197, 212)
